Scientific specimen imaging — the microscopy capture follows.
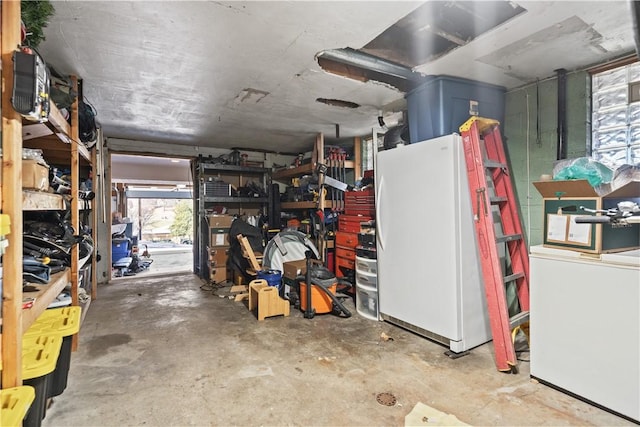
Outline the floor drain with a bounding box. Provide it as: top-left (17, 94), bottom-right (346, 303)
top-left (376, 392), bottom-right (397, 406)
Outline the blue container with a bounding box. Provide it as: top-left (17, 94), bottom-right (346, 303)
top-left (406, 75), bottom-right (505, 143)
top-left (111, 238), bottom-right (130, 263)
top-left (257, 269), bottom-right (282, 290)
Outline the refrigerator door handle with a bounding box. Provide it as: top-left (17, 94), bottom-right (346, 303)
top-left (376, 176), bottom-right (385, 250)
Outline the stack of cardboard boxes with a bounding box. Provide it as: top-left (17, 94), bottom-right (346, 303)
top-left (208, 214), bottom-right (234, 283)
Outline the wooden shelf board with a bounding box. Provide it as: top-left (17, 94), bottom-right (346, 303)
top-left (199, 163), bottom-right (267, 174)
top-left (47, 102), bottom-right (71, 136)
top-left (280, 201), bottom-right (318, 209)
top-left (77, 144), bottom-right (91, 163)
top-left (272, 160), bottom-right (354, 182)
top-left (272, 163), bottom-right (314, 181)
top-left (22, 269), bottom-right (71, 332)
top-left (23, 137), bottom-right (92, 165)
top-left (280, 200), bottom-right (342, 210)
top-left (23, 191), bottom-right (66, 210)
top-left (203, 197), bottom-right (268, 204)
top-left (22, 123), bottom-right (54, 141)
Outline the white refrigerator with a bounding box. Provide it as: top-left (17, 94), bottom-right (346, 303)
top-left (375, 134), bottom-right (492, 354)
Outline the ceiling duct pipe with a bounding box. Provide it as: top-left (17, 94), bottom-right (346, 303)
top-left (555, 68), bottom-right (568, 160)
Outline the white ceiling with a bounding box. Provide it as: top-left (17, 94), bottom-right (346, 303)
top-left (38, 1), bottom-right (636, 154)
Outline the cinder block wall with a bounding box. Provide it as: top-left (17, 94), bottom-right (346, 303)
top-left (503, 71), bottom-right (589, 246)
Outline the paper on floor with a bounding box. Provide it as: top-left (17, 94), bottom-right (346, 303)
top-left (405, 402), bottom-right (470, 426)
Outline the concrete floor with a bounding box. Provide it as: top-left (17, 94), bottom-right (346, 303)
top-left (43, 273), bottom-right (634, 427)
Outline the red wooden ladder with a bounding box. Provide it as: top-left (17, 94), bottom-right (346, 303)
top-left (459, 116), bottom-right (530, 373)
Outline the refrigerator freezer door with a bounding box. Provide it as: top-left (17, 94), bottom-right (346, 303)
top-left (376, 134), bottom-right (490, 351)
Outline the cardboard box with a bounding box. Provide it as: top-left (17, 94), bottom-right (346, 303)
top-left (282, 259), bottom-right (323, 280)
top-left (208, 214), bottom-right (234, 228)
top-left (209, 227), bottom-right (230, 247)
top-left (533, 179), bottom-right (640, 254)
top-left (283, 259), bottom-right (307, 280)
top-left (209, 246), bottom-right (229, 267)
top-left (210, 266), bottom-right (230, 284)
top-left (22, 160), bottom-right (49, 191)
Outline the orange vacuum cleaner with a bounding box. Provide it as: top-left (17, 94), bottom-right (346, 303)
top-left (299, 251), bottom-right (351, 319)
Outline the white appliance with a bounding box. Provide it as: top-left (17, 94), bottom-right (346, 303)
top-left (375, 134), bottom-right (492, 354)
top-left (530, 245), bottom-right (640, 423)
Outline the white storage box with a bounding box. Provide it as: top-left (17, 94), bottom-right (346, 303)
top-left (356, 283), bottom-right (379, 321)
top-left (355, 269), bottom-right (377, 290)
top-left (355, 256), bottom-right (377, 275)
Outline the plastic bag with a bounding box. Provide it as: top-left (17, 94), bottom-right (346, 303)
top-left (552, 157), bottom-right (613, 187)
top-left (610, 164), bottom-right (640, 192)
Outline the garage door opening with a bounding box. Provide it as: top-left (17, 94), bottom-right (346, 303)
top-left (111, 154), bottom-right (194, 280)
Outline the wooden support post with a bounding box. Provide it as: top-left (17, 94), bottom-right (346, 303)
top-left (70, 76), bottom-right (80, 351)
top-left (91, 141), bottom-right (98, 300)
top-left (354, 136), bottom-right (362, 180)
top-left (1, 0), bottom-right (24, 388)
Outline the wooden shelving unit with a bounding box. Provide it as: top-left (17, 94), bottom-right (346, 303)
top-left (1, 1), bottom-right (95, 387)
top-left (271, 133), bottom-right (361, 211)
top-left (270, 133), bottom-right (361, 262)
top-left (272, 160), bottom-right (355, 182)
top-left (272, 163), bottom-right (315, 181)
top-left (195, 161), bottom-right (270, 281)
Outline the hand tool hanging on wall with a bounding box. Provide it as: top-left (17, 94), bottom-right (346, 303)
top-left (325, 148), bottom-right (335, 209)
top-left (316, 163), bottom-right (353, 192)
top-left (340, 150), bottom-right (346, 211)
top-left (331, 149), bottom-right (337, 211)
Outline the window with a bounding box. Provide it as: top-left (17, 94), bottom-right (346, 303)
top-left (591, 61), bottom-right (640, 168)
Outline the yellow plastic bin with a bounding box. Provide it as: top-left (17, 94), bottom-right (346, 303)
top-left (22, 332), bottom-right (63, 427)
top-left (1, 386), bottom-right (36, 427)
top-left (26, 306), bottom-right (82, 398)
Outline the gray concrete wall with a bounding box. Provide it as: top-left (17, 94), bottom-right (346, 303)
top-left (504, 71), bottom-right (589, 246)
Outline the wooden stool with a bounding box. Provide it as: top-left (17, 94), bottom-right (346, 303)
top-left (248, 279), bottom-right (290, 321)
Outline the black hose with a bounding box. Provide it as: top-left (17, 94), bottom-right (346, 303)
top-left (309, 278), bottom-right (351, 318)
top-left (336, 278), bottom-right (353, 293)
